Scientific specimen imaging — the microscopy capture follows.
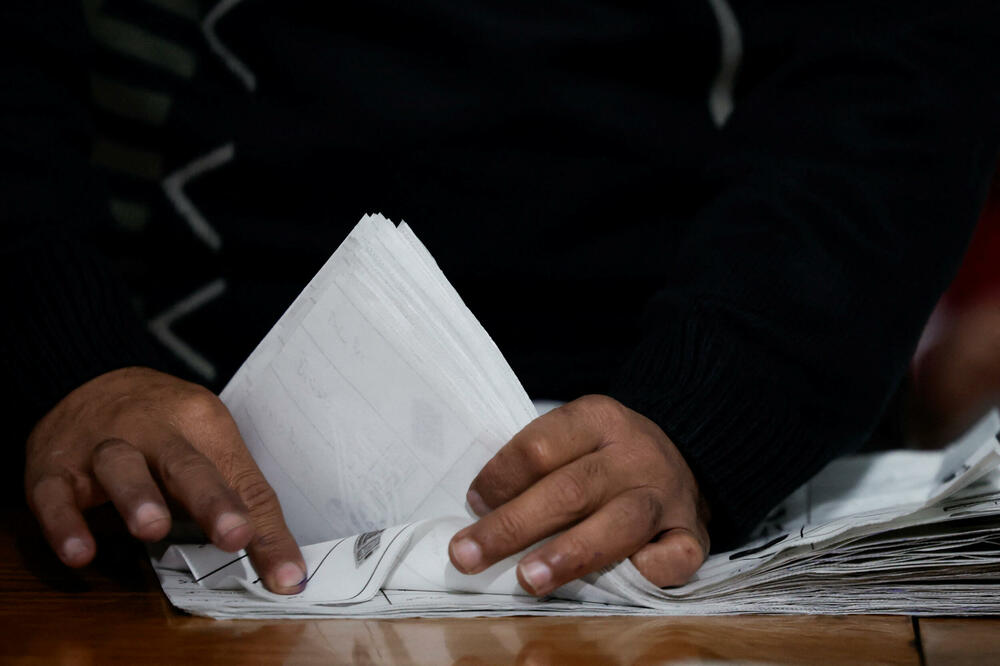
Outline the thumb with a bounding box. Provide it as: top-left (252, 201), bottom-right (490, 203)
top-left (629, 527), bottom-right (708, 588)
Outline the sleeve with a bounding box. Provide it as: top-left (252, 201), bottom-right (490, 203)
top-left (0, 3), bottom-right (169, 442)
top-left (608, 0), bottom-right (1000, 550)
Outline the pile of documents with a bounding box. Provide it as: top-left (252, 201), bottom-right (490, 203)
top-left (154, 215), bottom-right (1000, 618)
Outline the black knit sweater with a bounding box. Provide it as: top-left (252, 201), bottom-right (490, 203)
top-left (2, 0), bottom-right (999, 549)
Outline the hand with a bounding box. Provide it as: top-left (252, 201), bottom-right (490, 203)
top-left (25, 366), bottom-right (307, 594)
top-left (448, 394), bottom-right (710, 596)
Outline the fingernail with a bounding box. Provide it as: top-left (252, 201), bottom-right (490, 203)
top-left (274, 562), bottom-right (307, 591)
top-left (134, 502), bottom-right (169, 529)
top-left (466, 489), bottom-right (491, 517)
top-left (62, 537), bottom-right (89, 563)
top-left (214, 512), bottom-right (249, 540)
top-left (518, 559), bottom-right (552, 594)
top-left (451, 537), bottom-right (483, 572)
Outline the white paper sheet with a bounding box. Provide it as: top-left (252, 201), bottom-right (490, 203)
top-left (218, 215), bottom-right (535, 545)
top-left (153, 216), bottom-right (1000, 618)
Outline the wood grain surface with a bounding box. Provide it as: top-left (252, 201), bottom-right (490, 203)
top-left (919, 618), bottom-right (1000, 666)
top-left (0, 505), bottom-right (993, 665)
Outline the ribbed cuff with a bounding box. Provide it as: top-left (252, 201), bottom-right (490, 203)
top-left (608, 304), bottom-right (838, 552)
top-left (1, 238), bottom-right (169, 439)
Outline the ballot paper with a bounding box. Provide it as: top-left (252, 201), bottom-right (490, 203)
top-left (153, 215), bottom-right (1000, 618)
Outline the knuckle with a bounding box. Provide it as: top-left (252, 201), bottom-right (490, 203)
top-left (177, 386), bottom-right (229, 424)
top-left (574, 394), bottom-right (627, 433)
top-left (212, 449), bottom-right (241, 477)
top-left (517, 435), bottom-right (558, 474)
top-left (551, 468), bottom-right (593, 515)
top-left (555, 533), bottom-right (597, 573)
top-left (157, 448), bottom-right (204, 486)
top-left (573, 394), bottom-right (611, 411)
top-left (28, 471), bottom-right (73, 508)
top-left (616, 445), bottom-right (653, 476)
top-left (92, 438), bottom-right (140, 466)
top-left (249, 530), bottom-right (284, 554)
top-left (482, 509), bottom-right (525, 553)
top-left (233, 472), bottom-right (280, 515)
top-left (200, 487), bottom-right (243, 518)
top-left (26, 482), bottom-right (42, 510)
top-left (47, 502), bottom-right (79, 524)
top-left (27, 475), bottom-right (58, 511)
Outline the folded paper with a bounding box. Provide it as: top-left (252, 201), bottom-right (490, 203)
top-left (153, 216), bottom-right (1000, 618)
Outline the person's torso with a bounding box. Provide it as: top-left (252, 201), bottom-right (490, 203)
top-left (86, 0), bottom-right (773, 396)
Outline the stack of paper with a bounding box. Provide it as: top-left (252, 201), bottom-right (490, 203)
top-left (216, 214), bottom-right (537, 546)
top-left (154, 215), bottom-right (1000, 618)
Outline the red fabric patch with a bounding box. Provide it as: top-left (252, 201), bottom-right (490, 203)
top-left (943, 172), bottom-right (1000, 310)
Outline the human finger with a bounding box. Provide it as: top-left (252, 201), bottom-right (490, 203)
top-left (91, 438), bottom-right (171, 541)
top-left (27, 473), bottom-right (96, 567)
top-left (514, 488), bottom-right (666, 596)
top-left (468, 396), bottom-right (616, 515)
top-left (451, 451), bottom-right (615, 574)
top-left (166, 391), bottom-right (306, 593)
top-left (151, 436), bottom-right (254, 553)
top-left (225, 457), bottom-right (307, 595)
top-left (629, 527), bottom-right (708, 587)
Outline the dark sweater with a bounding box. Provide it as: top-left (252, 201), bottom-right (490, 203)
top-left (2, 0), bottom-right (999, 549)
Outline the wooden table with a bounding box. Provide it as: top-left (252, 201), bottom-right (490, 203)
top-left (2, 506), bottom-right (997, 665)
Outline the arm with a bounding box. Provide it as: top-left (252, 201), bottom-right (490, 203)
top-left (613, 0), bottom-right (1000, 549)
top-left (0, 4), bottom-right (305, 592)
top-left (0, 2), bottom-right (162, 436)
top-left (451, 0), bottom-right (1000, 592)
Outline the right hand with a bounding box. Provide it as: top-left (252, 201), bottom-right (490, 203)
top-left (24, 366), bottom-right (307, 594)
top-left (449, 395), bottom-right (710, 596)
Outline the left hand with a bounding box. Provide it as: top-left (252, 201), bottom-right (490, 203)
top-left (448, 395), bottom-right (710, 596)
